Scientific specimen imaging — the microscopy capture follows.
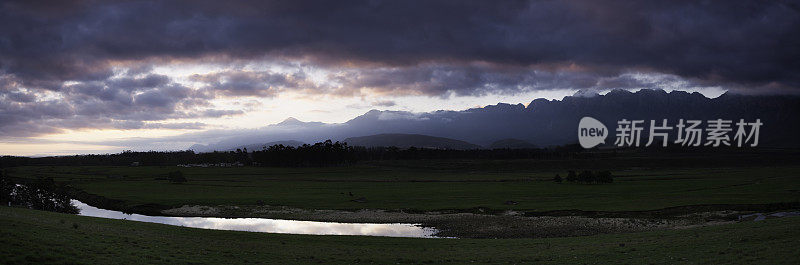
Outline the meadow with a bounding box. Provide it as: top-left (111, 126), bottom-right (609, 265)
top-left (5, 152), bottom-right (800, 213)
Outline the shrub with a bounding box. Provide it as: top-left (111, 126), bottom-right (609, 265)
top-left (597, 170), bottom-right (614, 183)
top-left (553, 174), bottom-right (563, 183)
top-left (566, 170), bottom-right (577, 182)
top-left (2, 174), bottom-right (78, 214)
top-left (563, 170), bottom-right (614, 184)
top-left (168, 171), bottom-right (187, 183)
top-left (578, 170), bottom-right (595, 183)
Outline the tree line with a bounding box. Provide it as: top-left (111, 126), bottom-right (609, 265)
top-left (0, 141), bottom-right (586, 168)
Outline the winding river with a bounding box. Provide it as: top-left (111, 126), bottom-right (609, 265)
top-left (73, 200), bottom-right (439, 238)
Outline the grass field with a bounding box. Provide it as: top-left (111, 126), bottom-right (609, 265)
top-left (6, 154), bottom-right (800, 212)
top-left (3, 152), bottom-right (799, 263)
top-left (1, 205), bottom-right (798, 264)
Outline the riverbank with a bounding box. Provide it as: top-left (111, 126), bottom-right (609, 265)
top-left (160, 202), bottom-right (799, 238)
top-left (66, 186), bottom-right (800, 238)
top-left (74, 200), bottom-right (438, 238)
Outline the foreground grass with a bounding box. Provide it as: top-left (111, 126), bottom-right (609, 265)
top-left (7, 161), bottom-right (800, 212)
top-left (1, 206), bottom-right (798, 264)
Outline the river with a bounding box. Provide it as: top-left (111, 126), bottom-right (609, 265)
top-left (73, 200), bottom-right (439, 238)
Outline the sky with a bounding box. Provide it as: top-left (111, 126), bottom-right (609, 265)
top-left (1, 0), bottom-right (798, 156)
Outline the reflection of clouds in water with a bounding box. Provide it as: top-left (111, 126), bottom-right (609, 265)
top-left (73, 200), bottom-right (437, 238)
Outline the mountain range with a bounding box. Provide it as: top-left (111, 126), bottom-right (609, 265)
top-left (189, 89), bottom-right (800, 152)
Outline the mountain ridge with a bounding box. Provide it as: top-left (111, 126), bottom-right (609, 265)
top-left (188, 89), bottom-right (800, 152)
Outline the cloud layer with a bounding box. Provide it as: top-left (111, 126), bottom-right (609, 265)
top-left (1, 0), bottom-right (798, 137)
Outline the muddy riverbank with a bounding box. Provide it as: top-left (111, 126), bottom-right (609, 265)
top-left (160, 203), bottom-right (799, 238)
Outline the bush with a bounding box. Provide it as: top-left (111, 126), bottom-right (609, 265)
top-left (566, 171), bottom-right (577, 182)
top-left (553, 174), bottom-right (563, 183)
top-left (563, 170), bottom-right (614, 184)
top-left (597, 171), bottom-right (614, 183)
top-left (1, 173), bottom-right (78, 214)
top-left (168, 171), bottom-right (187, 183)
top-left (578, 170), bottom-right (594, 183)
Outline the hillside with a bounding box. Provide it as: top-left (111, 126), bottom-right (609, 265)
top-left (344, 134), bottom-right (482, 149)
top-left (489, 139), bottom-right (538, 149)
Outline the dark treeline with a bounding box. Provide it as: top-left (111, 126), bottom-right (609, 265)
top-left (1, 140), bottom-right (795, 168)
top-left (554, 170), bottom-right (614, 184)
top-left (351, 145), bottom-right (584, 160)
top-left (252, 140), bottom-right (357, 167)
top-left (0, 150), bottom-right (249, 167)
top-left (0, 140), bottom-right (586, 167)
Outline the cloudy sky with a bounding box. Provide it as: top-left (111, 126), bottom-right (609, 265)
top-left (1, 0), bottom-right (798, 156)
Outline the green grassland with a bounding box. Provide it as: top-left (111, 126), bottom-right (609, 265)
top-left (1, 205), bottom-right (799, 264)
top-left (5, 153), bottom-right (800, 212)
top-left (3, 152), bottom-right (799, 263)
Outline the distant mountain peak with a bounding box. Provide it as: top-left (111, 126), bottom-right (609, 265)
top-left (277, 117), bottom-right (303, 125)
top-left (481, 102), bottom-right (526, 111)
top-left (269, 117), bottom-right (327, 129)
top-left (572, 89), bottom-right (600, 98)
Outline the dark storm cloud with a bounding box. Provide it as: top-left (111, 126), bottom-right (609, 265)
top-left (0, 72), bottom-right (239, 136)
top-left (2, 0), bottom-right (797, 90)
top-left (108, 74), bottom-right (171, 91)
top-left (334, 64), bottom-right (705, 97)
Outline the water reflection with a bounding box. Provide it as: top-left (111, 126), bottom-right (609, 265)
top-left (73, 200), bottom-right (438, 238)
